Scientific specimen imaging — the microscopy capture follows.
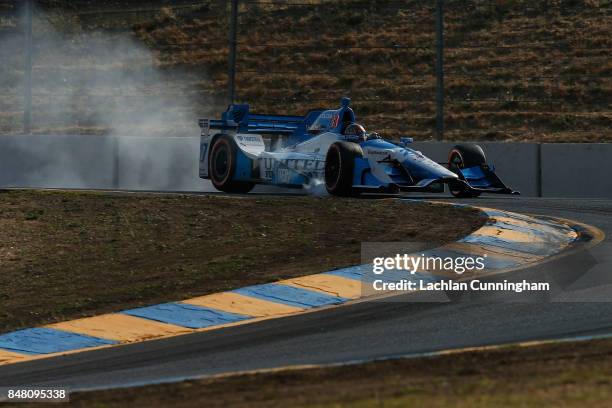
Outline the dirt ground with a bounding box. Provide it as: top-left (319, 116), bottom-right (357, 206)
top-left (0, 190), bottom-right (484, 332)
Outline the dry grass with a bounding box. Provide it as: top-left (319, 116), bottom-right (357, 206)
top-left (0, 0), bottom-right (610, 141)
top-left (33, 337), bottom-right (612, 407)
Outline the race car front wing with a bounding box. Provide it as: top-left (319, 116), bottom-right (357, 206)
top-left (354, 164), bottom-right (519, 195)
top-left (455, 164), bottom-right (520, 195)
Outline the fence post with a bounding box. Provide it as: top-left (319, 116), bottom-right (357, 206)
top-left (435, 0), bottom-right (444, 141)
top-left (228, 0), bottom-right (239, 105)
top-left (536, 143), bottom-right (542, 197)
top-left (24, 0), bottom-right (33, 134)
top-left (113, 135), bottom-right (120, 190)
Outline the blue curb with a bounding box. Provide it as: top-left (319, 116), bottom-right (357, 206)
top-left (489, 219), bottom-right (553, 237)
top-left (234, 283), bottom-right (347, 308)
top-left (0, 327), bottom-right (117, 355)
top-left (325, 265), bottom-right (373, 281)
top-left (482, 209), bottom-right (570, 229)
top-left (123, 303), bottom-right (252, 329)
top-left (460, 235), bottom-right (559, 256)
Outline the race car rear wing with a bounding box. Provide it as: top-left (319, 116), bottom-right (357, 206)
top-left (199, 104), bottom-right (323, 137)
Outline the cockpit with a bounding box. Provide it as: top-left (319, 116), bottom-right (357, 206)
top-left (343, 122), bottom-right (380, 142)
top-left (343, 123), bottom-right (367, 140)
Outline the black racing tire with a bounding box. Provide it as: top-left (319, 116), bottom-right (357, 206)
top-left (208, 135), bottom-right (255, 194)
top-left (325, 141), bottom-right (363, 197)
top-left (448, 144), bottom-right (486, 198)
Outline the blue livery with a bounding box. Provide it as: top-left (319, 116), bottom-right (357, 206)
top-left (198, 98), bottom-right (518, 197)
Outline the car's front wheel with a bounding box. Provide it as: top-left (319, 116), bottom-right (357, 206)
top-left (325, 141), bottom-right (363, 197)
top-left (448, 143), bottom-right (485, 198)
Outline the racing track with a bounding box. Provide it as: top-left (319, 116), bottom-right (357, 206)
top-left (0, 196), bottom-right (610, 392)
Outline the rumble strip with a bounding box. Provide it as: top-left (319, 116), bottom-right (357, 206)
top-left (0, 201), bottom-right (601, 366)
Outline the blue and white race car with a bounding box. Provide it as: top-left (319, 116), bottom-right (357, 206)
top-left (198, 98), bottom-right (518, 197)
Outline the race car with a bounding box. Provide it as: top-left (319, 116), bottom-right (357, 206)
top-left (198, 97), bottom-right (518, 197)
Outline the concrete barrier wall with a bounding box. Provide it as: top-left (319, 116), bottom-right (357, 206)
top-left (541, 143), bottom-right (612, 198)
top-left (0, 134), bottom-right (116, 189)
top-left (0, 135), bottom-right (211, 192)
top-left (0, 134), bottom-right (610, 197)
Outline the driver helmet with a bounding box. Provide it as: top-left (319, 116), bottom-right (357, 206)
top-left (344, 123), bottom-right (367, 141)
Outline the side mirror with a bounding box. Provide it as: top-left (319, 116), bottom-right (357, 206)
top-left (400, 137), bottom-right (414, 146)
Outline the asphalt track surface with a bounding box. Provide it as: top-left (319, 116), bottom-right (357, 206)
top-left (0, 195), bottom-right (611, 391)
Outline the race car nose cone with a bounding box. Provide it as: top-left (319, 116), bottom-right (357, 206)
top-left (403, 158), bottom-right (459, 182)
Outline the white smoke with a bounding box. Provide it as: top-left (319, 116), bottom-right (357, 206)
top-left (0, 5), bottom-right (219, 191)
top-left (30, 9), bottom-right (215, 138)
top-left (303, 178), bottom-right (328, 197)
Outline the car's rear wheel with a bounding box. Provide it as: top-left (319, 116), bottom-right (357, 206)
top-left (448, 144), bottom-right (485, 198)
top-left (209, 135), bottom-right (255, 194)
top-left (325, 141), bottom-right (363, 197)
